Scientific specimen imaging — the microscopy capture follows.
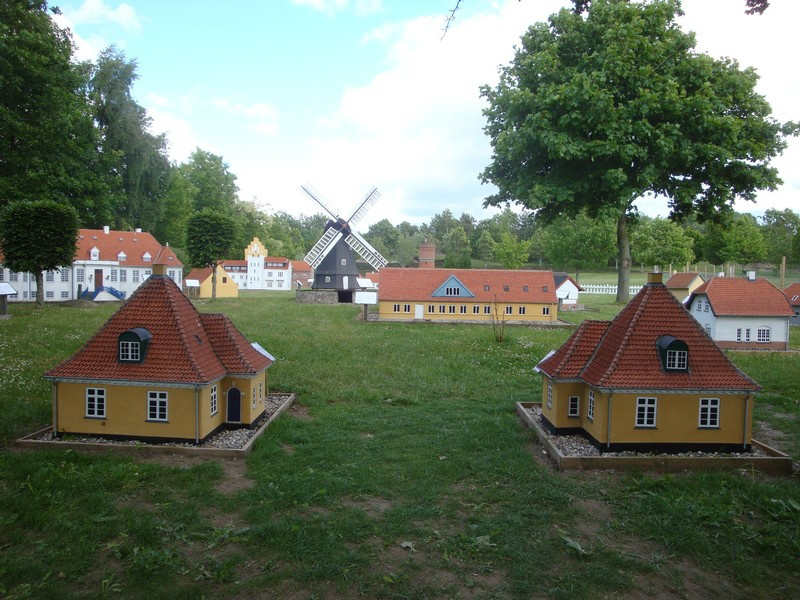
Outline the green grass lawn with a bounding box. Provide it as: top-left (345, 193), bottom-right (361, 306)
top-left (0, 291), bottom-right (798, 599)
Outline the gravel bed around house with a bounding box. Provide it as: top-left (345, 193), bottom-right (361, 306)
top-left (524, 404), bottom-right (769, 458)
top-left (33, 394), bottom-right (293, 450)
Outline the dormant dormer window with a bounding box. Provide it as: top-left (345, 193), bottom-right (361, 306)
top-left (90, 246), bottom-right (100, 261)
top-left (446, 287), bottom-right (460, 296)
top-left (118, 328), bottom-right (151, 363)
top-left (656, 336), bottom-right (689, 372)
top-left (117, 251), bottom-right (127, 262)
top-left (142, 252), bottom-right (152, 262)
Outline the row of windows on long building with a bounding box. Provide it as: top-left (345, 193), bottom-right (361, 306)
top-left (392, 303), bottom-right (551, 316)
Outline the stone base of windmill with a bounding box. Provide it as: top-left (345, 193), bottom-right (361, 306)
top-left (295, 289), bottom-right (339, 304)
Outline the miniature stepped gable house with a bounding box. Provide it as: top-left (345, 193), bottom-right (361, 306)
top-left (784, 282), bottom-right (800, 326)
top-left (686, 273), bottom-right (794, 351)
top-left (185, 262), bottom-right (239, 299)
top-left (45, 256), bottom-right (275, 444)
top-left (535, 272), bottom-right (760, 453)
top-left (220, 237), bottom-right (294, 291)
top-left (665, 272), bottom-right (705, 302)
top-left (378, 268), bottom-right (558, 323)
top-left (0, 226), bottom-right (182, 302)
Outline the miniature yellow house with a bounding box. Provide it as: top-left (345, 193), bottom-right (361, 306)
top-left (377, 268), bottom-right (558, 323)
top-left (185, 262), bottom-right (239, 299)
top-left (664, 272), bottom-right (705, 302)
top-left (534, 272), bottom-right (760, 452)
top-left (45, 254), bottom-right (274, 444)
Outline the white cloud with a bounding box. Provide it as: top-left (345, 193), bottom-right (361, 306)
top-left (68, 0), bottom-right (141, 30)
top-left (290, 0), bottom-right (383, 16)
top-left (211, 99), bottom-right (280, 137)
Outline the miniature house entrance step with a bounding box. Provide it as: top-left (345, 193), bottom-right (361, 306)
top-left (227, 388), bottom-right (241, 422)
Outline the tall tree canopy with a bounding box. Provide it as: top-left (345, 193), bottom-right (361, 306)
top-left (180, 149), bottom-right (240, 215)
top-left (542, 212), bottom-right (616, 280)
top-left (89, 46), bottom-right (171, 231)
top-left (0, 200), bottom-right (78, 306)
top-left (0, 0), bottom-right (118, 224)
top-left (481, 0), bottom-right (795, 302)
top-left (186, 210), bottom-right (236, 300)
top-left (630, 217), bottom-right (695, 270)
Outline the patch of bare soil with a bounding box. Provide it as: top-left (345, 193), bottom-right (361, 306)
top-left (287, 402), bottom-right (312, 421)
top-left (340, 495), bottom-right (392, 517)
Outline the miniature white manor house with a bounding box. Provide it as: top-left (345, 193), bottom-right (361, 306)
top-left (0, 227), bottom-right (182, 302)
top-left (221, 237), bottom-right (311, 291)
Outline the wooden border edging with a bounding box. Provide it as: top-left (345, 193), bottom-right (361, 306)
top-left (15, 393), bottom-right (296, 459)
top-left (516, 401), bottom-right (793, 475)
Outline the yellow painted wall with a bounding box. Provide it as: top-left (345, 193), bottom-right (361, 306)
top-left (55, 382), bottom-right (204, 440)
top-left (198, 264), bottom-right (239, 298)
top-left (547, 380), bottom-right (753, 446)
top-left (378, 300), bottom-right (557, 322)
top-left (54, 370), bottom-right (270, 441)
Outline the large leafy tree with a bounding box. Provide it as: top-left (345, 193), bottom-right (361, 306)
top-left (703, 213), bottom-right (766, 267)
top-left (630, 217), bottom-right (695, 270)
top-left (186, 210), bottom-right (236, 300)
top-left (760, 208), bottom-right (800, 266)
top-left (0, 0), bottom-right (119, 224)
top-left (481, 0), bottom-right (795, 302)
top-left (442, 226), bottom-right (472, 268)
top-left (180, 149), bottom-right (239, 215)
top-left (492, 231), bottom-right (530, 270)
top-left (89, 47), bottom-right (171, 231)
top-left (541, 212), bottom-right (616, 281)
top-left (0, 200), bottom-right (78, 306)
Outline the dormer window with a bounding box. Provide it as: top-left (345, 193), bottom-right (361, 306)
top-left (90, 246), bottom-right (100, 261)
top-left (142, 252), bottom-right (152, 262)
top-left (117, 251), bottom-right (127, 262)
top-left (656, 336), bottom-right (689, 372)
top-left (118, 328), bottom-right (151, 363)
top-left (445, 287), bottom-right (460, 296)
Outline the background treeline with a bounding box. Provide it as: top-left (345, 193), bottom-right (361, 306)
top-left (2, 2), bottom-right (797, 275)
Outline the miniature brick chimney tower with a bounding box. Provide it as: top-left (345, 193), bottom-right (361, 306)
top-left (418, 241), bottom-right (437, 269)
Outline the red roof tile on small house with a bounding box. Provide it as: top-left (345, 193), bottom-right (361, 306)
top-left (665, 272), bottom-right (702, 289)
top-left (537, 279), bottom-right (759, 392)
top-left (378, 268), bottom-right (557, 304)
top-left (784, 283), bottom-right (800, 307)
top-left (186, 266), bottom-right (213, 284)
top-left (689, 277), bottom-right (794, 317)
top-left (45, 275), bottom-right (272, 385)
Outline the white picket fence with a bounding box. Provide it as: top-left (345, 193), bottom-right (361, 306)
top-left (581, 284), bottom-right (644, 295)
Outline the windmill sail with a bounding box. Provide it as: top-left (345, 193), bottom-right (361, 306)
top-left (305, 227), bottom-right (343, 269)
top-left (345, 231), bottom-right (388, 272)
top-left (347, 188), bottom-right (380, 228)
top-left (300, 185), bottom-right (339, 221)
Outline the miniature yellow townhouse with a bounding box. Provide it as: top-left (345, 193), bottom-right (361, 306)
top-left (184, 262), bottom-right (240, 299)
top-left (45, 256), bottom-right (274, 444)
top-left (377, 268), bottom-right (558, 323)
top-left (535, 272), bottom-right (760, 453)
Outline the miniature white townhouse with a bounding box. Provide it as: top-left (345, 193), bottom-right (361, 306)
top-left (220, 237), bottom-right (311, 291)
top-left (686, 273), bottom-right (794, 351)
top-left (0, 226), bottom-right (182, 302)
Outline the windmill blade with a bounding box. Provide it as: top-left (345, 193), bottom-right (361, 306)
top-left (347, 188), bottom-right (380, 227)
top-left (301, 185), bottom-right (340, 221)
top-left (345, 231), bottom-right (388, 271)
top-left (304, 228), bottom-right (343, 269)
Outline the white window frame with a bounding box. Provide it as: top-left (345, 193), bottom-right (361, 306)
top-left (757, 327), bottom-right (771, 343)
top-left (393, 303), bottom-right (400, 313)
top-left (459, 305), bottom-right (467, 314)
top-left (736, 328), bottom-right (742, 342)
top-left (253, 387), bottom-right (257, 408)
top-left (211, 385), bottom-right (218, 416)
top-left (519, 306), bottom-right (526, 315)
top-left (505, 305), bottom-right (512, 315)
top-left (147, 391), bottom-right (168, 422)
top-left (588, 390), bottom-right (594, 421)
top-left (568, 396), bottom-right (580, 417)
top-left (86, 388), bottom-right (106, 418)
top-left (636, 397), bottom-right (657, 428)
top-left (542, 306), bottom-right (550, 316)
top-left (666, 349), bottom-right (687, 370)
top-left (698, 397), bottom-right (720, 428)
top-left (60, 269), bottom-right (69, 282)
top-left (472, 305), bottom-right (480, 314)
top-left (546, 379), bottom-right (552, 409)
top-left (119, 340), bottom-right (140, 362)
top-left (448, 305), bottom-right (456, 314)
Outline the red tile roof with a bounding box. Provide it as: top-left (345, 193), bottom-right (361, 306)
top-left (665, 272), bottom-right (702, 289)
top-left (537, 282), bottom-right (758, 392)
top-left (186, 266), bottom-right (213, 284)
top-left (291, 260), bottom-right (312, 272)
top-left (690, 277), bottom-right (794, 317)
top-left (378, 268), bottom-right (557, 304)
top-left (76, 228), bottom-right (182, 268)
top-left (784, 283), bottom-right (800, 307)
top-left (45, 275), bottom-right (272, 384)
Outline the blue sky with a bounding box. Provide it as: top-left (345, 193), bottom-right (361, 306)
top-left (55, 0), bottom-right (800, 231)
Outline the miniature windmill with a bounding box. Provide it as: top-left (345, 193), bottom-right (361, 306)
top-left (302, 185), bottom-right (388, 299)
